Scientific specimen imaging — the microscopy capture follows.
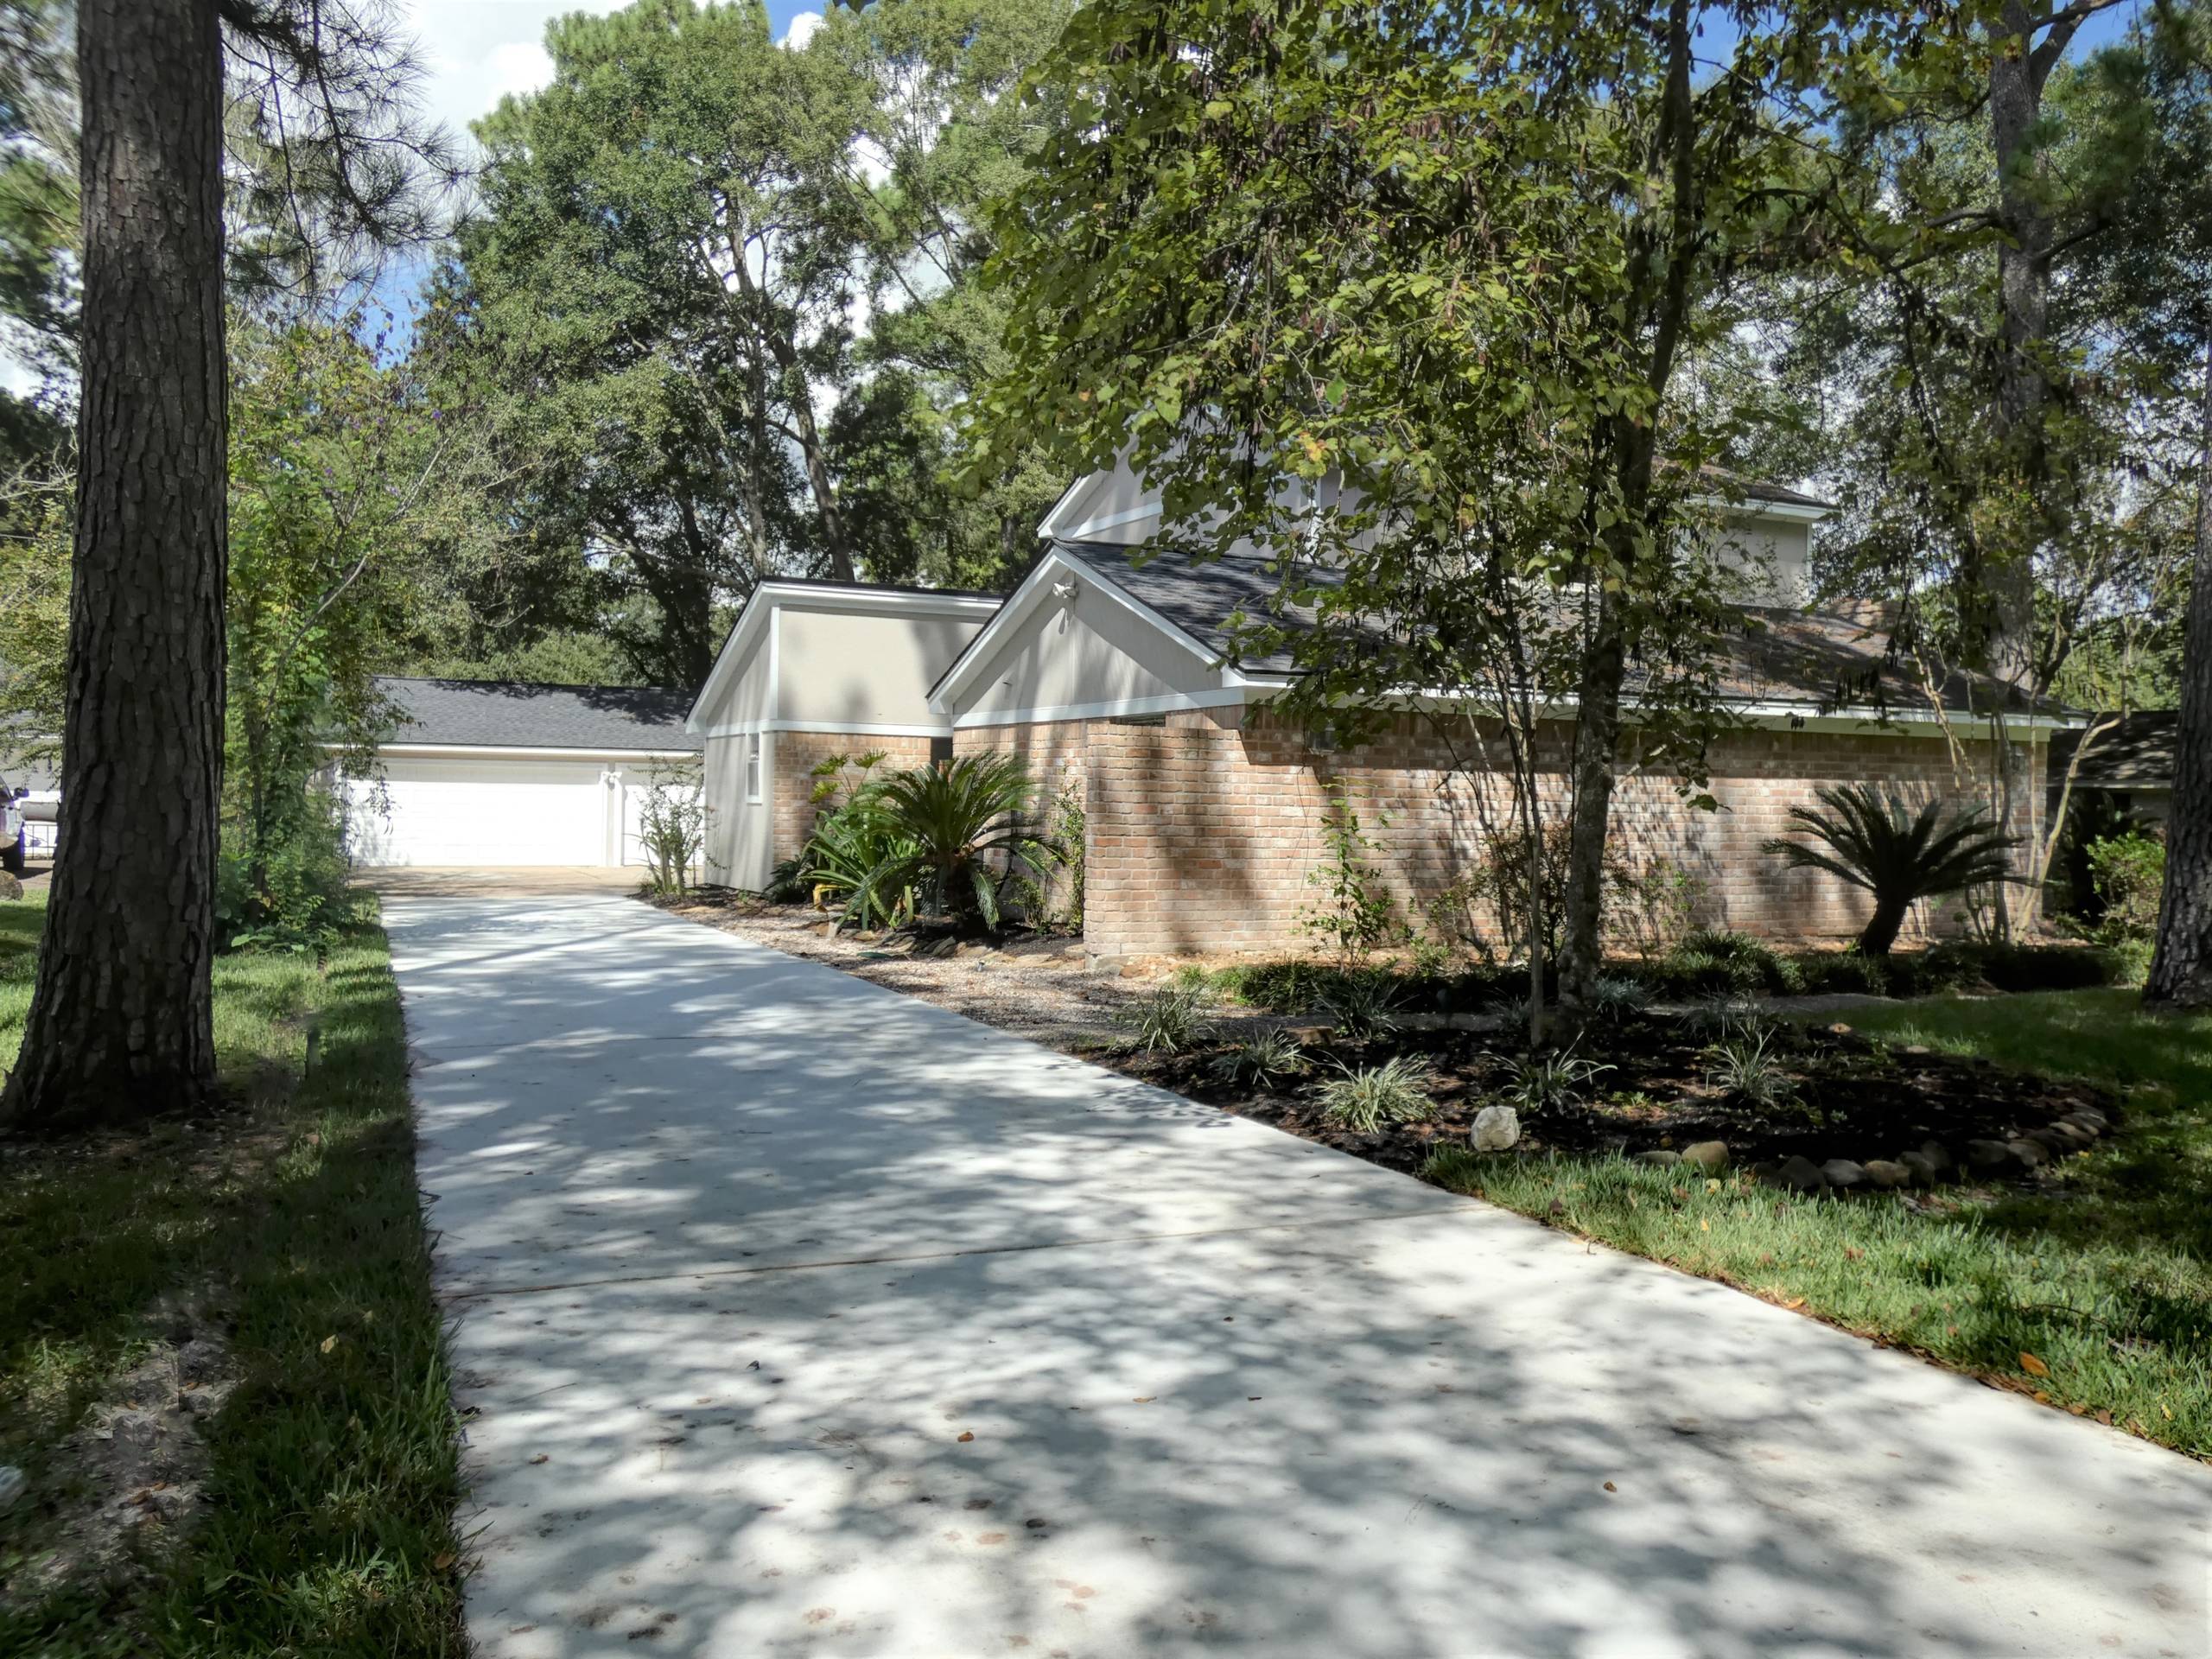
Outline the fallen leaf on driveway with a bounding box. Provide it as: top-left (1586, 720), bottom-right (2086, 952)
top-left (2020, 1351), bottom-right (2050, 1378)
top-left (1602, 1481), bottom-right (1617, 1493)
top-left (529, 1454), bottom-right (549, 1465)
top-left (956, 1431), bottom-right (974, 1442)
top-left (1131, 1396), bottom-right (1154, 1404)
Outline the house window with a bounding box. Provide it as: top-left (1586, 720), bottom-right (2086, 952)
top-left (930, 735), bottom-right (953, 767)
top-left (745, 734), bottom-right (763, 803)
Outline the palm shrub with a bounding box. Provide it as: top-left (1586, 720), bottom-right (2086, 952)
top-left (1762, 785), bottom-right (2022, 958)
top-left (846, 754), bottom-right (1053, 932)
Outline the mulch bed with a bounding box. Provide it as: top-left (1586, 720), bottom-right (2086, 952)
top-left (1115, 1014), bottom-right (2120, 1180)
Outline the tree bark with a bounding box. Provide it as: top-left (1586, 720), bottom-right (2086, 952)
top-left (0, 0), bottom-right (226, 1129)
top-left (2145, 337), bottom-right (2212, 1007)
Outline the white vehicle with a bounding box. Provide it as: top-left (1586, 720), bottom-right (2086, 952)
top-left (0, 785), bottom-right (22, 875)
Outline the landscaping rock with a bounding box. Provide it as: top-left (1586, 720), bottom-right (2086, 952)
top-left (1862, 1159), bottom-right (1911, 1189)
top-left (2045, 1120), bottom-right (2094, 1148)
top-left (1471, 1105), bottom-right (1521, 1153)
top-left (2060, 1111), bottom-right (2107, 1138)
top-left (1768, 1154), bottom-right (1827, 1193)
top-left (1821, 1159), bottom-right (1867, 1192)
top-left (1965, 1139), bottom-right (2018, 1173)
top-left (1916, 1141), bottom-right (1955, 1174)
top-left (1898, 1150), bottom-right (1943, 1188)
top-left (2005, 1137), bottom-right (2050, 1168)
top-left (1680, 1141), bottom-right (1730, 1172)
top-left (1634, 1149), bottom-right (1681, 1168)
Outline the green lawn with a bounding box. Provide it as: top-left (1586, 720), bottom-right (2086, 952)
top-left (1433, 987), bottom-right (2212, 1461)
top-left (0, 892), bottom-right (464, 1655)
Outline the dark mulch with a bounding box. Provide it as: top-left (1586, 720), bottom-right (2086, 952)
top-left (1116, 1015), bottom-right (2119, 1178)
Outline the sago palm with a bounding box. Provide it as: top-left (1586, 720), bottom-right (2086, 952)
top-left (846, 754), bottom-right (1053, 932)
top-left (1762, 784), bottom-right (2021, 957)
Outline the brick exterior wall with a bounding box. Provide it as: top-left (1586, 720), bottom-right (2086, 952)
top-left (1079, 709), bottom-right (2045, 960)
top-left (771, 730), bottom-right (937, 868)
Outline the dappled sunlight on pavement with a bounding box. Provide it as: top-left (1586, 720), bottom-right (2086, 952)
top-left (386, 895), bottom-right (2212, 1658)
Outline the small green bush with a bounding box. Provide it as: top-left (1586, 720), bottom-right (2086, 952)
top-left (1315, 1054), bottom-right (1435, 1130)
top-left (1115, 982), bottom-right (1217, 1054)
top-left (1707, 1023), bottom-right (1796, 1108)
top-left (1207, 1028), bottom-right (1308, 1090)
top-left (1495, 1043), bottom-right (1613, 1113)
top-left (1586, 974), bottom-right (1651, 1022)
top-left (1317, 972), bottom-right (1403, 1042)
top-left (2086, 831), bottom-right (2164, 943)
top-left (1790, 950), bottom-right (1891, 997)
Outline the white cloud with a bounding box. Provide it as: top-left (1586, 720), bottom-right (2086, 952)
top-left (779, 10), bottom-right (824, 50)
top-left (396, 0), bottom-right (624, 146)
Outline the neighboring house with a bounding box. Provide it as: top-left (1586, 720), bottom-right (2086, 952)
top-left (343, 678), bottom-right (702, 868)
top-left (2047, 711), bottom-right (2177, 829)
top-left (689, 467), bottom-right (2075, 958)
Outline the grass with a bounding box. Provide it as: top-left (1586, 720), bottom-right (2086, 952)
top-left (0, 891), bottom-right (463, 1655)
top-left (1427, 986), bottom-right (2212, 1460)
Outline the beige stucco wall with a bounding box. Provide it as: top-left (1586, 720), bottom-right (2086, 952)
top-left (702, 730), bottom-right (774, 890)
top-left (775, 610), bottom-right (982, 728)
top-left (713, 636), bottom-right (775, 731)
top-left (957, 581), bottom-right (1221, 721)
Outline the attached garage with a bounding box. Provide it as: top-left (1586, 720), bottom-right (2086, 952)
top-left (345, 679), bottom-right (702, 870)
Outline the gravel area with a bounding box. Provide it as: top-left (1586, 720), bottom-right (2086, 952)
top-left (652, 894), bottom-right (1186, 1050)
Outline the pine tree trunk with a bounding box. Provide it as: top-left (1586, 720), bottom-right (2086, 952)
top-left (2145, 339), bottom-right (2212, 1008)
top-left (0, 0), bottom-right (226, 1129)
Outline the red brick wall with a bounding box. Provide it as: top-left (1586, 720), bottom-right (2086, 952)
top-left (772, 731), bottom-right (936, 867)
top-left (1081, 709), bottom-right (2045, 959)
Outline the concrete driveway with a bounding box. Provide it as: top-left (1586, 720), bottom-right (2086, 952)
top-left (386, 894), bottom-right (2210, 1658)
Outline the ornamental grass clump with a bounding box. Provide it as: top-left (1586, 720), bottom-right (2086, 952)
top-left (1315, 1054), bottom-right (1435, 1131)
top-left (1115, 982), bottom-right (1217, 1055)
top-left (1206, 1027), bottom-right (1307, 1090)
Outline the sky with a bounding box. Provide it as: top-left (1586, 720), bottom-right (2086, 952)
top-left (397, 0), bottom-right (825, 147)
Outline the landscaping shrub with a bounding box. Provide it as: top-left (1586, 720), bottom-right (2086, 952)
top-left (1115, 982), bottom-right (1217, 1054)
top-left (1314, 1054), bottom-right (1434, 1130)
top-left (1706, 1022), bottom-right (1796, 1108)
top-left (2085, 830), bottom-right (2164, 944)
top-left (1907, 940), bottom-right (2124, 995)
top-left (1494, 1043), bottom-right (1612, 1113)
top-left (1316, 971), bottom-right (1403, 1042)
top-left (636, 757), bottom-right (709, 897)
top-left (1762, 783), bottom-right (2022, 957)
top-left (1298, 785), bottom-right (1402, 963)
top-left (1607, 853), bottom-right (1705, 963)
top-left (216, 788), bottom-right (365, 953)
top-left (1585, 974), bottom-right (1652, 1023)
top-left (1643, 928), bottom-right (1801, 996)
top-left (847, 753), bottom-right (1058, 932)
top-left (1789, 949), bottom-right (1892, 997)
top-left (1206, 1028), bottom-right (1307, 1090)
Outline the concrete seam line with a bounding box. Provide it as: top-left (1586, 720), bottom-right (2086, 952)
top-left (435, 1200), bottom-right (1478, 1304)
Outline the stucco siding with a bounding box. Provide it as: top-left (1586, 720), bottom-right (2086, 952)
top-left (957, 584), bottom-right (1222, 721)
top-left (702, 731), bottom-right (774, 890)
top-left (776, 610), bottom-right (982, 728)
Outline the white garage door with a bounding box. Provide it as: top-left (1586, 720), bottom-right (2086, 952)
top-left (346, 756), bottom-right (613, 867)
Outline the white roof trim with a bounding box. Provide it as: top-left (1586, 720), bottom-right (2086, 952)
top-left (953, 688), bottom-right (1250, 729)
top-left (367, 742), bottom-right (702, 760)
top-left (685, 582), bottom-right (1002, 734)
top-left (699, 719), bottom-right (951, 739)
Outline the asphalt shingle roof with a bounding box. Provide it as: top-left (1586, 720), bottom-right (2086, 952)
top-left (1058, 542), bottom-right (2055, 720)
top-left (374, 677), bottom-right (703, 753)
top-left (2048, 711), bottom-right (2177, 791)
